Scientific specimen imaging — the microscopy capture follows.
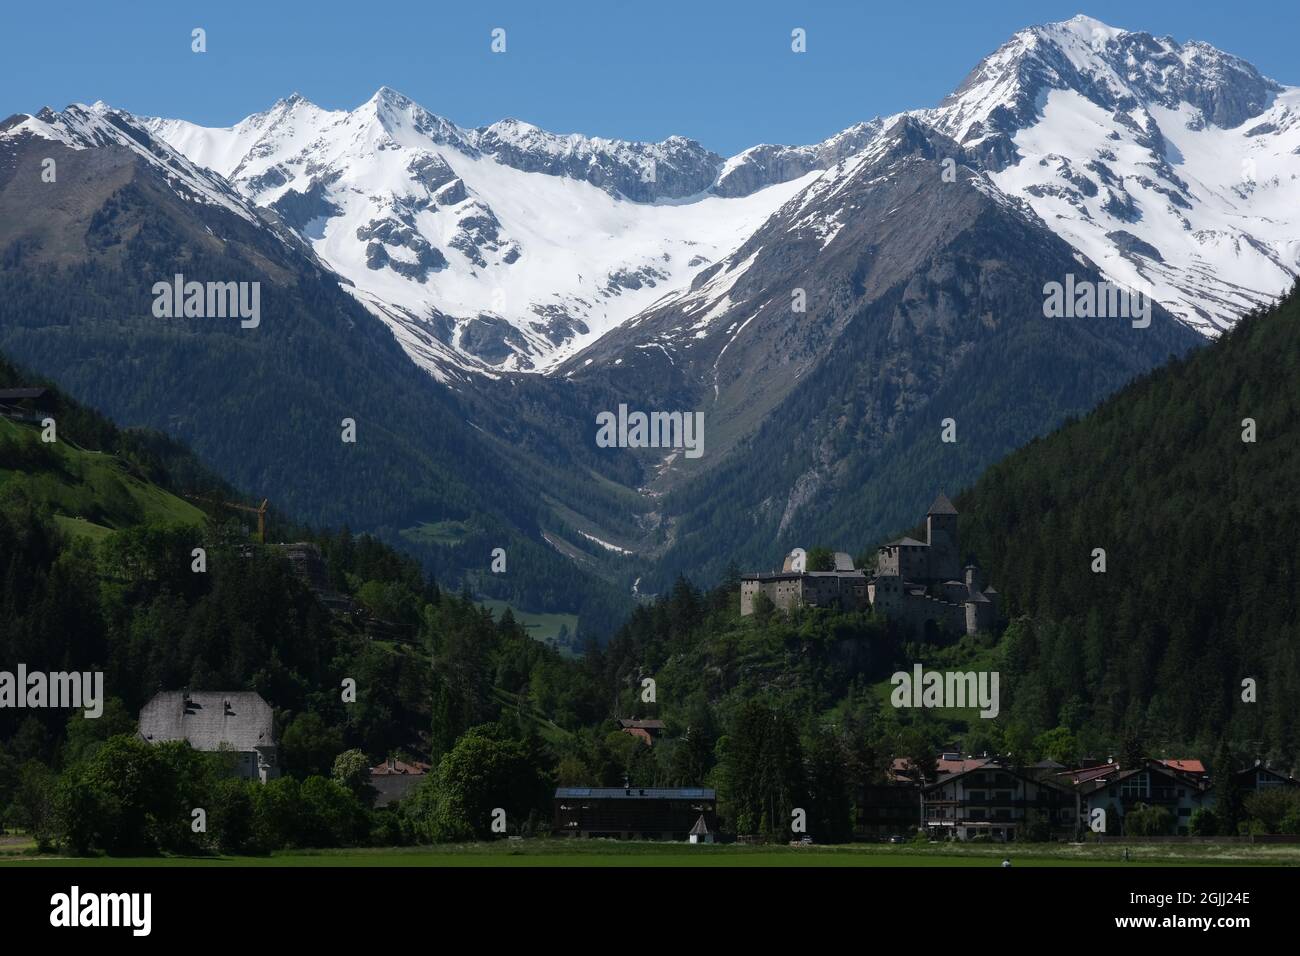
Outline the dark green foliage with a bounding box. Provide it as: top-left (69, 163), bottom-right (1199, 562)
top-left (0, 213), bottom-right (629, 637)
top-left (1125, 803), bottom-right (1173, 837)
top-left (1189, 807), bottom-right (1218, 837)
top-left (957, 282), bottom-right (1300, 766)
top-left (805, 547), bottom-right (835, 572)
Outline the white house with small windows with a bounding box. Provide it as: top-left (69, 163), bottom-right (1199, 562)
top-left (1075, 761), bottom-right (1208, 836)
top-left (138, 690), bottom-right (280, 783)
top-left (922, 760), bottom-right (1076, 841)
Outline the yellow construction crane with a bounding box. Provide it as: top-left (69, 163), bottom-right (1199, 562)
top-left (186, 495), bottom-right (270, 544)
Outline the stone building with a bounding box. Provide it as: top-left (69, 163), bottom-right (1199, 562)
top-left (138, 690), bottom-right (279, 783)
top-left (867, 494), bottom-right (998, 637)
top-left (739, 494), bottom-right (1000, 637)
top-left (740, 548), bottom-right (868, 615)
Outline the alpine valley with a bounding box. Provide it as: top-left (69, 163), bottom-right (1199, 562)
top-left (3, 15), bottom-right (1297, 637)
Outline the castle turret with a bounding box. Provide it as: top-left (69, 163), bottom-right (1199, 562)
top-left (925, 493), bottom-right (960, 582)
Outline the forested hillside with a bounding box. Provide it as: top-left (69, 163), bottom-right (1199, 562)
top-left (957, 282), bottom-right (1300, 767)
top-left (0, 127), bottom-right (631, 637)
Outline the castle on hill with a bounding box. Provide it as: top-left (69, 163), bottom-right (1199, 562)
top-left (739, 493), bottom-right (1000, 637)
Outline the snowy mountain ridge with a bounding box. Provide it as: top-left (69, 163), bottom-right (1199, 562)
top-left (920, 14), bottom-right (1300, 334)
top-left (9, 15), bottom-right (1296, 378)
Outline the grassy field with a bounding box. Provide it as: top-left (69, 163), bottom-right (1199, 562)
top-left (480, 599), bottom-right (580, 647)
top-left (0, 417), bottom-right (206, 536)
top-left (399, 519), bottom-right (472, 547)
top-left (3, 839), bottom-right (1298, 867)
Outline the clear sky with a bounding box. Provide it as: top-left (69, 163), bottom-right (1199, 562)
top-left (2, 1), bottom-right (1296, 156)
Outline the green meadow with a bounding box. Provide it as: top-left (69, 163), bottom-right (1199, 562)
top-left (3, 839), bottom-right (1297, 867)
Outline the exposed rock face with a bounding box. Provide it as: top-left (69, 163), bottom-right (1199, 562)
top-left (557, 114), bottom-right (1200, 589)
top-left (470, 119), bottom-right (722, 202)
top-left (135, 14), bottom-right (1300, 373)
top-left (711, 121), bottom-right (883, 197)
top-left (357, 216), bottom-right (448, 280)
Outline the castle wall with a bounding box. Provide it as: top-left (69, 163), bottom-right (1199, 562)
top-left (742, 573), bottom-right (867, 616)
top-left (925, 513), bottom-right (960, 581)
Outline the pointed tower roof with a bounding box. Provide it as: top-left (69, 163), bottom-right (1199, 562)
top-left (689, 814), bottom-right (711, 836)
top-left (927, 492), bottom-right (958, 516)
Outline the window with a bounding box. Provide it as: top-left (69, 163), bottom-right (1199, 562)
top-left (1120, 773), bottom-right (1149, 798)
top-left (1178, 807), bottom-right (1190, 817)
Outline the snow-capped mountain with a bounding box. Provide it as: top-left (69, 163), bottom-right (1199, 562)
top-left (920, 14), bottom-right (1300, 334)
top-left (141, 89), bottom-right (843, 379)
top-left (133, 15), bottom-right (1299, 378)
top-left (1, 102), bottom-right (266, 229)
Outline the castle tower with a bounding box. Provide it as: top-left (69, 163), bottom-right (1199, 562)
top-left (925, 492), bottom-right (960, 582)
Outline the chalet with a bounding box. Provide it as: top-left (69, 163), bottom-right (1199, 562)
top-left (922, 758), bottom-right (1076, 841)
top-left (0, 386), bottom-right (54, 422)
top-left (370, 757), bottom-right (431, 807)
top-left (618, 718), bottom-right (665, 746)
top-left (138, 690), bottom-right (279, 783)
top-left (553, 786), bottom-right (717, 841)
top-left (1234, 763), bottom-right (1300, 793)
top-left (1073, 761), bottom-right (1210, 836)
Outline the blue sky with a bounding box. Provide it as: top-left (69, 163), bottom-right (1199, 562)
top-left (3, 1), bottom-right (1296, 155)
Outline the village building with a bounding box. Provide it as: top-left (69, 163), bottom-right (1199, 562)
top-left (552, 786), bottom-right (717, 840)
top-left (688, 814), bottom-right (715, 844)
top-left (618, 717), bottom-right (665, 747)
top-left (1235, 762), bottom-right (1300, 792)
top-left (921, 758), bottom-right (1076, 841)
top-left (369, 757), bottom-right (431, 807)
top-left (138, 690), bottom-right (279, 783)
top-left (0, 386), bottom-right (55, 422)
top-left (1069, 760), bottom-right (1211, 836)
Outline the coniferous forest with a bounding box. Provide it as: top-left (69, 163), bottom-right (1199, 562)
top-left (3, 284), bottom-right (1299, 855)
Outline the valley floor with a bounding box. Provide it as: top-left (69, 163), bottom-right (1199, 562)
top-left (2, 839), bottom-right (1298, 867)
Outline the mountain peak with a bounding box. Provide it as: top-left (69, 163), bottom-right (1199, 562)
top-left (274, 91), bottom-right (314, 109)
top-left (1048, 13), bottom-right (1126, 41)
top-left (930, 14), bottom-right (1281, 152)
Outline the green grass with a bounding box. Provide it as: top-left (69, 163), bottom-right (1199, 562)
top-left (491, 688), bottom-right (574, 746)
top-left (479, 599), bottom-right (579, 647)
top-left (400, 519), bottom-right (472, 547)
top-left (52, 513), bottom-right (115, 542)
top-left (3, 839), bottom-right (1296, 867)
top-left (0, 417), bottom-right (205, 533)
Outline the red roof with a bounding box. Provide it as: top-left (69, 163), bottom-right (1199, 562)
top-left (1058, 762), bottom-right (1120, 785)
top-left (892, 756), bottom-right (990, 778)
top-left (1157, 759), bottom-right (1206, 774)
top-left (618, 718), bottom-right (665, 730)
top-left (370, 759), bottom-right (430, 776)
